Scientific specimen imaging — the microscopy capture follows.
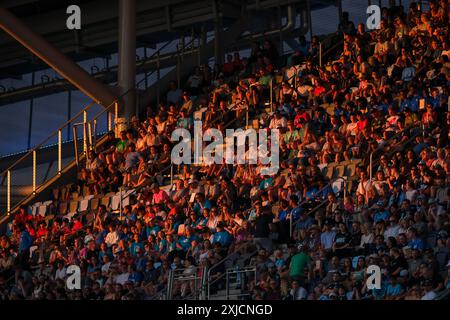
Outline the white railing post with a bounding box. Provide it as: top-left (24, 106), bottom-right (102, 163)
top-left (246, 105), bottom-right (249, 127)
top-left (7, 170), bottom-right (11, 214)
top-left (119, 186), bottom-right (123, 220)
top-left (319, 42), bottom-right (323, 67)
top-left (108, 112), bottom-right (112, 131)
top-left (114, 102), bottom-right (119, 128)
top-left (58, 129), bottom-right (62, 174)
top-left (93, 119), bottom-right (97, 152)
top-left (32, 150), bottom-right (36, 193)
top-left (83, 110), bottom-right (87, 154)
top-left (369, 151), bottom-right (374, 182)
top-left (73, 126), bottom-right (79, 167)
top-left (270, 79), bottom-right (273, 112)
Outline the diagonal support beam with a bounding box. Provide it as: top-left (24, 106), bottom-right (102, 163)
top-left (0, 5), bottom-right (117, 108)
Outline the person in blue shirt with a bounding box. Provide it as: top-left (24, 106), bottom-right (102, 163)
top-left (95, 224), bottom-right (108, 245)
top-left (192, 193), bottom-right (212, 215)
top-left (119, 225), bottom-right (132, 242)
top-left (212, 222), bottom-right (233, 247)
top-left (145, 221), bottom-right (161, 238)
top-left (129, 265), bottom-right (144, 283)
top-left (406, 90), bottom-right (420, 113)
top-left (123, 207), bottom-right (137, 224)
top-left (165, 234), bottom-right (178, 255)
top-left (288, 195), bottom-right (303, 221)
top-left (407, 227), bottom-right (425, 250)
top-left (18, 226), bottom-right (32, 255)
top-left (277, 200), bottom-right (290, 221)
top-left (385, 277), bottom-right (404, 299)
top-left (373, 201), bottom-right (390, 223)
top-left (259, 176), bottom-right (274, 190)
top-left (130, 234), bottom-right (144, 257)
top-left (320, 222), bottom-right (336, 252)
top-left (134, 247), bottom-right (148, 272)
top-left (427, 88), bottom-right (441, 109)
top-left (177, 227), bottom-right (199, 252)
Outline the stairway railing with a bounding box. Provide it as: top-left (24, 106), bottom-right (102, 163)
top-left (0, 37), bottom-right (200, 220)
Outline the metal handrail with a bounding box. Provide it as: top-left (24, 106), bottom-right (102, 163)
top-left (1, 37), bottom-right (195, 178)
top-left (2, 36), bottom-right (200, 216)
top-left (209, 265), bottom-right (257, 300)
top-left (206, 244), bottom-right (257, 298)
top-left (0, 100), bottom-right (96, 177)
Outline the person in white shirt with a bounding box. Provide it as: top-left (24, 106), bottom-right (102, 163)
top-left (384, 218), bottom-right (401, 239)
top-left (105, 225), bottom-right (119, 247)
top-left (360, 223), bottom-right (375, 249)
top-left (101, 255), bottom-right (112, 274)
top-left (114, 265), bottom-right (130, 285)
top-left (269, 112), bottom-right (287, 130)
top-left (421, 281), bottom-right (437, 300)
top-left (54, 262), bottom-right (67, 280)
top-left (289, 280), bottom-right (308, 300)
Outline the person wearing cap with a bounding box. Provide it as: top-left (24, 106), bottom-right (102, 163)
top-left (373, 200), bottom-right (390, 224)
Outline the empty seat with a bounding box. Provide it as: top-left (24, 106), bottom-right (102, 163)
top-left (30, 203), bottom-right (41, 216)
top-left (69, 200), bottom-right (78, 213)
top-left (333, 165), bottom-right (345, 178)
top-left (58, 202), bottom-right (68, 215)
top-left (345, 163), bottom-right (356, 178)
top-left (79, 199), bottom-right (90, 212)
top-left (38, 205), bottom-right (48, 217)
top-left (110, 194), bottom-right (121, 211)
top-left (326, 165), bottom-right (336, 179)
top-left (101, 196), bottom-right (111, 208)
top-left (90, 198), bottom-right (100, 211)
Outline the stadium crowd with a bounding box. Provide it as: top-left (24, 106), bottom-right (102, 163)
top-left (0, 0), bottom-right (449, 300)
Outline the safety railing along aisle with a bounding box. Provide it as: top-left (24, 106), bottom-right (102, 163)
top-left (0, 36), bottom-right (202, 224)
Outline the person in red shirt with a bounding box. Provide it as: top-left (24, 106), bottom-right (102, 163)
top-left (36, 222), bottom-right (48, 241)
top-left (232, 52), bottom-right (243, 72)
top-left (25, 221), bottom-right (36, 239)
top-left (294, 110), bottom-right (311, 128)
top-left (222, 54), bottom-right (235, 77)
top-left (71, 216), bottom-right (83, 234)
top-left (356, 112), bottom-right (368, 132)
top-left (14, 206), bottom-right (32, 225)
top-left (312, 79), bottom-right (326, 97)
